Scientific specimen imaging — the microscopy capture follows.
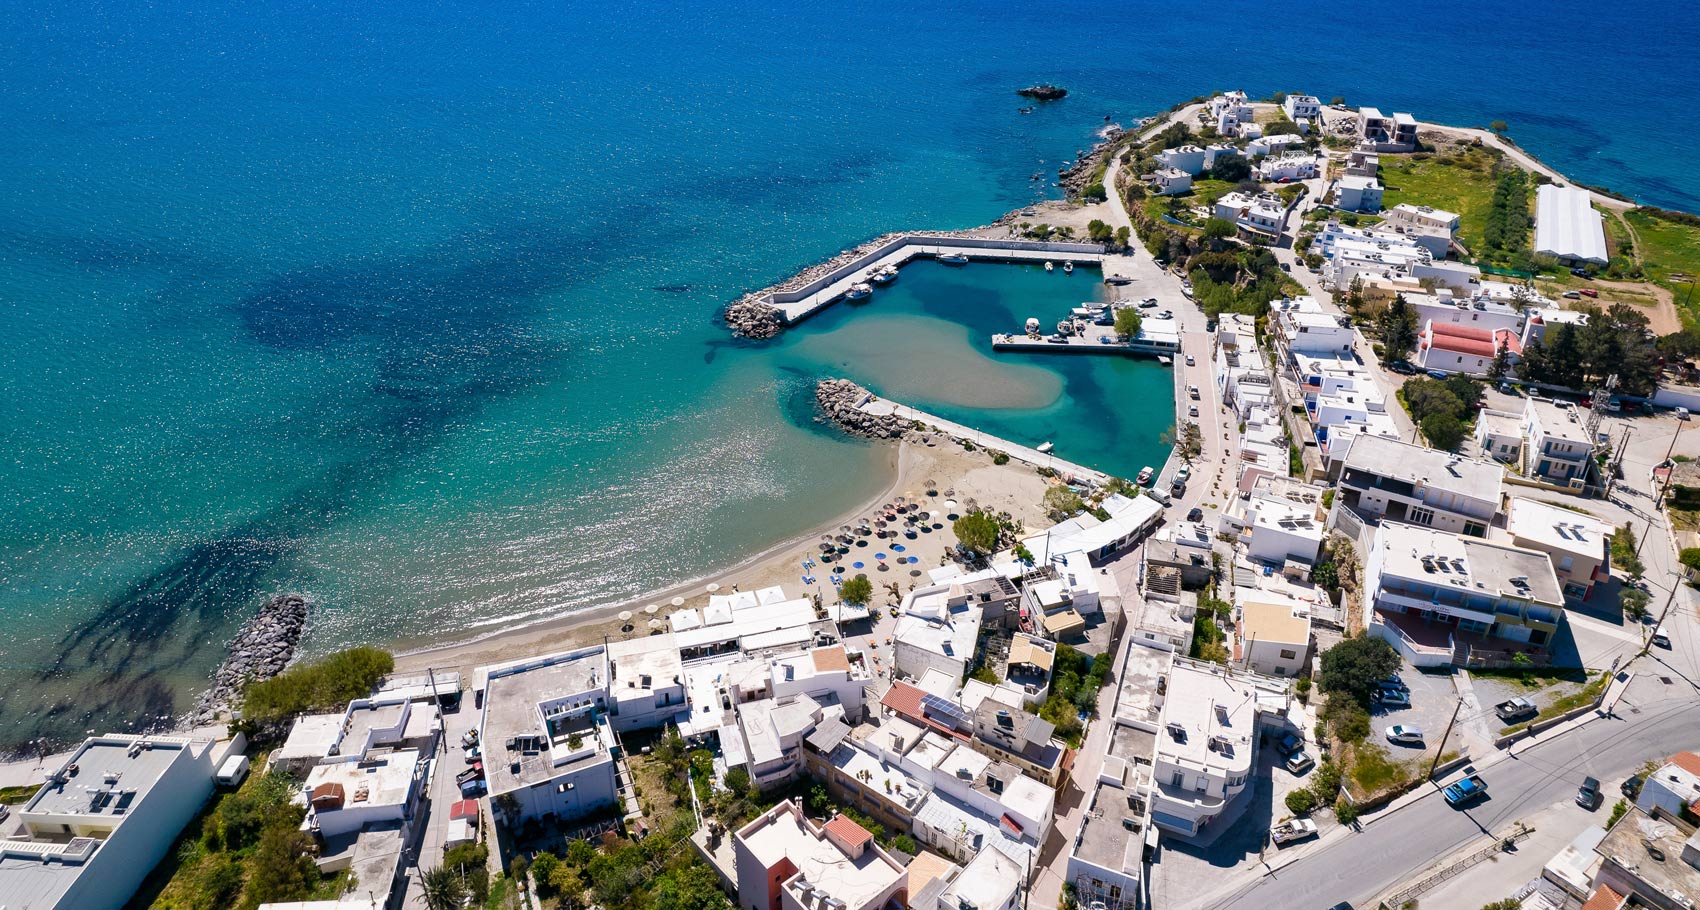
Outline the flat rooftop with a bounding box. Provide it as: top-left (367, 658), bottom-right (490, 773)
top-left (341, 701), bottom-right (406, 752)
top-left (1341, 434), bottom-right (1504, 504)
top-left (480, 648), bottom-right (611, 794)
top-left (1114, 643), bottom-right (1174, 726)
top-left (304, 749), bottom-right (420, 813)
top-left (939, 846), bottom-right (1023, 910)
top-left (738, 803), bottom-right (904, 910)
top-left (1375, 522), bottom-right (1565, 607)
top-left (1074, 776), bottom-right (1145, 877)
top-left (26, 735), bottom-right (194, 819)
top-left (1157, 662), bottom-right (1258, 774)
top-left (1505, 497), bottom-right (1610, 558)
top-left (1240, 600), bottom-right (1311, 647)
top-left (1594, 807), bottom-right (1700, 902)
top-left (1525, 397), bottom-right (1595, 444)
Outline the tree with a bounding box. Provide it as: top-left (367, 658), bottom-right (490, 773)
top-left (1012, 543), bottom-right (1035, 566)
top-left (1621, 586), bottom-right (1651, 622)
top-left (1422, 412), bottom-right (1467, 450)
top-left (1402, 378), bottom-right (1464, 424)
top-left (1114, 226), bottom-right (1131, 249)
top-left (245, 825), bottom-right (319, 909)
top-left (532, 852), bottom-right (563, 897)
top-left (1080, 182), bottom-right (1107, 203)
top-left (1202, 216), bottom-right (1238, 243)
top-left (1086, 218), bottom-right (1113, 243)
top-left (422, 866), bottom-right (469, 910)
top-left (1377, 294), bottom-right (1420, 358)
top-left (1487, 349), bottom-right (1511, 382)
top-left (1682, 547), bottom-right (1700, 574)
top-left (953, 511), bottom-right (1001, 555)
top-left (652, 864), bottom-right (733, 910)
top-left (1210, 154), bottom-right (1251, 182)
top-left (723, 766), bottom-right (754, 798)
top-left (1489, 119), bottom-right (1508, 134)
top-left (1114, 307), bottom-right (1143, 339)
top-left (839, 574), bottom-right (873, 606)
top-left (1319, 635), bottom-right (1400, 707)
top-left (893, 833), bottom-right (919, 854)
top-left (242, 646), bottom-right (395, 724)
top-left (1611, 524), bottom-right (1645, 580)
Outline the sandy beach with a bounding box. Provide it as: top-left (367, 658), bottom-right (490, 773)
top-left (390, 437), bottom-right (1051, 680)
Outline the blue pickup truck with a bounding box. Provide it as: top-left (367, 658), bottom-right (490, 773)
top-left (1443, 774), bottom-right (1488, 806)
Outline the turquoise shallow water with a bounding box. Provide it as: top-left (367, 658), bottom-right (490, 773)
top-left (1, 0), bottom-right (1696, 748)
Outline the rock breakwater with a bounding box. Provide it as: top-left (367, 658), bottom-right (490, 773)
top-left (192, 593), bottom-right (310, 724)
top-left (816, 379), bottom-right (910, 440)
top-left (724, 299), bottom-right (783, 339)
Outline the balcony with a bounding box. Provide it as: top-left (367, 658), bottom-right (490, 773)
top-left (1377, 588), bottom-right (1497, 626)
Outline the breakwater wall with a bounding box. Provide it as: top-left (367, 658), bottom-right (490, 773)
top-left (726, 233), bottom-right (1107, 338)
top-left (191, 593), bottom-right (311, 724)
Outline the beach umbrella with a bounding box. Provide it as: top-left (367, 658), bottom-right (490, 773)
top-left (944, 499), bottom-right (959, 512)
top-left (706, 582), bottom-right (720, 593)
top-left (853, 562), bottom-right (865, 569)
top-left (878, 562), bottom-right (889, 571)
top-left (818, 542), bottom-right (833, 552)
top-left (618, 610), bottom-right (633, 623)
top-left (670, 596), bottom-right (685, 607)
top-left (645, 604), bottom-right (660, 615)
top-left (648, 618), bottom-right (664, 631)
top-left (893, 544), bottom-right (906, 552)
top-left (910, 569), bottom-right (923, 577)
top-left (875, 553), bottom-right (886, 560)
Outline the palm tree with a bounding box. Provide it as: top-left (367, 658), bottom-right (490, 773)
top-left (422, 865), bottom-right (467, 910)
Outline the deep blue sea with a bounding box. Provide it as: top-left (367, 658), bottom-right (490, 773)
top-left (2, 0), bottom-right (1695, 749)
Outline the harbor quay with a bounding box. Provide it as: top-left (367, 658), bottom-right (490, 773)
top-left (758, 234), bottom-right (1108, 324)
top-left (854, 393), bottom-right (1112, 486)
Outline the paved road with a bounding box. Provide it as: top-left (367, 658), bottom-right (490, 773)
top-left (1190, 673), bottom-right (1698, 910)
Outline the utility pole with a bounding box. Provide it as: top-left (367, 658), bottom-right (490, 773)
top-left (1645, 574), bottom-right (1683, 651)
top-left (1637, 418), bottom-right (1685, 557)
top-left (1428, 696), bottom-right (1464, 780)
top-left (426, 667), bottom-right (444, 754)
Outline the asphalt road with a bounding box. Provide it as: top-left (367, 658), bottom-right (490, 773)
top-left (1196, 673), bottom-right (1699, 910)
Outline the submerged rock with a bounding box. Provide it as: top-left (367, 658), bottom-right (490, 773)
top-left (816, 379), bottom-right (910, 440)
top-left (1018, 85), bottom-right (1068, 101)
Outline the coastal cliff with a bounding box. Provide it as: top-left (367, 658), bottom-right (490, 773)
top-left (191, 593), bottom-right (310, 724)
top-left (816, 379), bottom-right (910, 440)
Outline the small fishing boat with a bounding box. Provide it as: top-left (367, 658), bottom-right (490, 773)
top-left (870, 265), bottom-right (897, 285)
top-left (845, 282), bottom-right (873, 300)
top-left (1157, 356), bottom-right (1172, 365)
top-left (937, 252), bottom-right (969, 265)
top-left (1044, 261), bottom-right (1054, 272)
top-left (1037, 442), bottom-right (1054, 454)
top-left (1136, 466), bottom-right (1155, 486)
top-left (1062, 261), bottom-right (1074, 274)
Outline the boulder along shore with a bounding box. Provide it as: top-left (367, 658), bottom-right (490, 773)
top-left (816, 378), bottom-right (911, 440)
top-left (191, 593), bottom-right (311, 724)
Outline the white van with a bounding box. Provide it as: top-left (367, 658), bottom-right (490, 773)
top-left (216, 754), bottom-right (250, 788)
top-left (1676, 407), bottom-right (1690, 421)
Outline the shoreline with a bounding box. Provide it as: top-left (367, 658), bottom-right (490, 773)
top-left (388, 436), bottom-right (1055, 680)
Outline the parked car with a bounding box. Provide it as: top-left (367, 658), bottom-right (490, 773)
top-left (1651, 628), bottom-right (1672, 648)
top-left (1676, 407), bottom-right (1690, 421)
top-left (1563, 290), bottom-right (1582, 299)
top-left (1622, 773), bottom-right (1645, 799)
top-left (464, 745), bottom-right (481, 763)
top-left (1186, 354), bottom-right (1196, 366)
top-left (1571, 267), bottom-right (1594, 278)
top-left (1280, 262), bottom-right (1292, 272)
top-left (460, 729), bottom-right (480, 749)
top-left (1186, 507), bottom-right (1204, 522)
top-left (1495, 697), bottom-right (1538, 721)
top-left (1285, 751), bottom-right (1316, 775)
top-left (1385, 725), bottom-right (1424, 745)
top-left (1189, 384), bottom-right (1201, 400)
top-left (1443, 774), bottom-right (1488, 806)
top-left (1189, 405), bottom-right (1199, 417)
top-left (1276, 733), bottom-right (1305, 757)
top-left (1577, 776), bottom-right (1603, 810)
top-left (1580, 287), bottom-right (1599, 297)
top-left (1176, 465), bottom-right (1191, 483)
top-left (1425, 369), bottom-right (1450, 380)
top-left (1271, 817), bottom-right (1318, 844)
top-left (1377, 688), bottom-right (1411, 708)
top-left (1139, 298), bottom-right (1159, 309)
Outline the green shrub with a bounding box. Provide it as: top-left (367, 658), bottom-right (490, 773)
top-left (1285, 787), bottom-right (1318, 816)
top-left (241, 647), bottom-right (394, 725)
top-left (1334, 798), bottom-right (1360, 825)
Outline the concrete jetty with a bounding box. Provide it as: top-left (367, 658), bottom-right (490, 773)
top-left (726, 233), bottom-right (1109, 336)
top-left (990, 314), bottom-right (1184, 359)
top-left (854, 395), bottom-right (1111, 486)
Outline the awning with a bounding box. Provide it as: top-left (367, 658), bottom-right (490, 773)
top-left (1042, 609), bottom-right (1086, 637)
top-left (1000, 813), bottom-right (1024, 835)
top-left (450, 799), bottom-right (480, 821)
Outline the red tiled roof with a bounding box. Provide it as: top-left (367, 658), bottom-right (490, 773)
top-left (450, 799), bottom-right (480, 821)
top-left (1581, 883), bottom-right (1625, 910)
top-left (879, 681), bottom-right (970, 740)
top-left (823, 813), bottom-right (873, 850)
top-left (1425, 322), bottom-right (1497, 357)
top-left (1495, 328), bottom-right (1523, 355)
top-left (1670, 750), bottom-right (1700, 775)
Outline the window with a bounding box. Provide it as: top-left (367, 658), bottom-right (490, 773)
top-left (1409, 506), bottom-right (1435, 526)
top-left (1559, 556), bottom-right (1574, 572)
top-left (1171, 771), bottom-right (1185, 787)
top-left (1464, 521), bottom-right (1487, 538)
top-left (1193, 776), bottom-right (1207, 792)
top-left (1279, 649), bottom-right (1298, 659)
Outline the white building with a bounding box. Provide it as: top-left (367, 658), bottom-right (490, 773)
top-left (1157, 145), bottom-right (1207, 176)
top-left (1151, 167), bottom-right (1192, 196)
top-left (892, 592), bottom-right (987, 683)
top-left (1314, 220), bottom-right (1481, 292)
top-left (303, 749), bottom-right (422, 839)
top-left (1226, 477), bottom-right (1327, 570)
top-left (606, 634), bottom-right (690, 732)
top-left (1408, 290), bottom-right (1523, 336)
top-left (1213, 191), bottom-right (1286, 239)
top-left (733, 801), bottom-right (907, 910)
top-left (1357, 107), bottom-right (1418, 151)
top-left (1247, 133), bottom-right (1306, 158)
top-left (937, 845), bottom-right (1025, 910)
top-left (1283, 95), bottom-right (1322, 122)
top-left (1331, 434), bottom-right (1503, 538)
top-left (1384, 203), bottom-right (1460, 235)
top-left (1237, 599), bottom-right (1314, 677)
top-left (1209, 91), bottom-right (1253, 136)
top-left (1257, 153), bottom-right (1322, 182)
top-left (1334, 174), bottom-right (1384, 212)
top-left (1215, 315), bottom-right (1275, 419)
top-left (1362, 522), bottom-right (1565, 666)
top-left (1202, 143), bottom-right (1240, 171)
top-left (1534, 184), bottom-right (1609, 266)
top-left (476, 646), bottom-right (621, 824)
top-left (1503, 497), bottom-right (1610, 599)
top-left (1522, 397), bottom-right (1597, 486)
top-left (1150, 660), bottom-right (1265, 836)
top-left (1634, 752), bottom-right (1700, 822)
top-left (729, 694), bottom-right (830, 790)
top-left (1286, 350), bottom-right (1400, 465)
top-left (0, 734), bottom-right (228, 910)
top-left (1520, 306), bottom-right (1590, 348)
top-left (1415, 319), bottom-right (1521, 378)
top-left (1272, 295), bottom-right (1354, 356)
top-left (1474, 408), bottom-right (1524, 465)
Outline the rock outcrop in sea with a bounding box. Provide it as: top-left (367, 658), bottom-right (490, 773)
top-left (816, 379), bottom-right (910, 440)
top-left (191, 593), bottom-right (311, 724)
top-left (724, 298), bottom-right (783, 339)
top-left (1018, 85), bottom-right (1068, 101)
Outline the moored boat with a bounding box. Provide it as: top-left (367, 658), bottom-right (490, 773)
top-left (937, 252), bottom-right (969, 265)
top-left (1136, 466), bottom-right (1155, 486)
top-left (1037, 442), bottom-right (1054, 454)
top-left (870, 265), bottom-right (897, 285)
top-left (845, 282), bottom-right (873, 300)
top-left (1045, 261), bottom-right (1054, 272)
top-left (1062, 261), bottom-right (1074, 274)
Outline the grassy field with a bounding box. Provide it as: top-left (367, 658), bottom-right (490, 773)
top-left (1626, 209), bottom-right (1700, 315)
top-left (1376, 149), bottom-right (1506, 251)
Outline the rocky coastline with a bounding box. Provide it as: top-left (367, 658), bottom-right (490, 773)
top-left (191, 593), bottom-right (311, 724)
top-left (816, 379), bottom-right (911, 440)
top-left (1018, 85), bottom-right (1068, 101)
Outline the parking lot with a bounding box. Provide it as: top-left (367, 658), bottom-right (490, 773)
top-left (1366, 664), bottom-right (1474, 762)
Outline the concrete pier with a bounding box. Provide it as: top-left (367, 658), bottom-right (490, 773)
top-left (755, 234), bottom-right (1109, 324)
top-left (854, 395), bottom-right (1111, 486)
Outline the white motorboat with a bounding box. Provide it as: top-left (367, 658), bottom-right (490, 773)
top-left (1045, 261), bottom-right (1055, 272)
top-left (870, 265), bottom-right (897, 284)
top-left (1037, 442), bottom-right (1054, 454)
top-left (1063, 261), bottom-right (1074, 274)
top-left (1136, 466), bottom-right (1155, 486)
top-left (845, 282), bottom-right (873, 300)
top-left (937, 252), bottom-right (969, 265)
